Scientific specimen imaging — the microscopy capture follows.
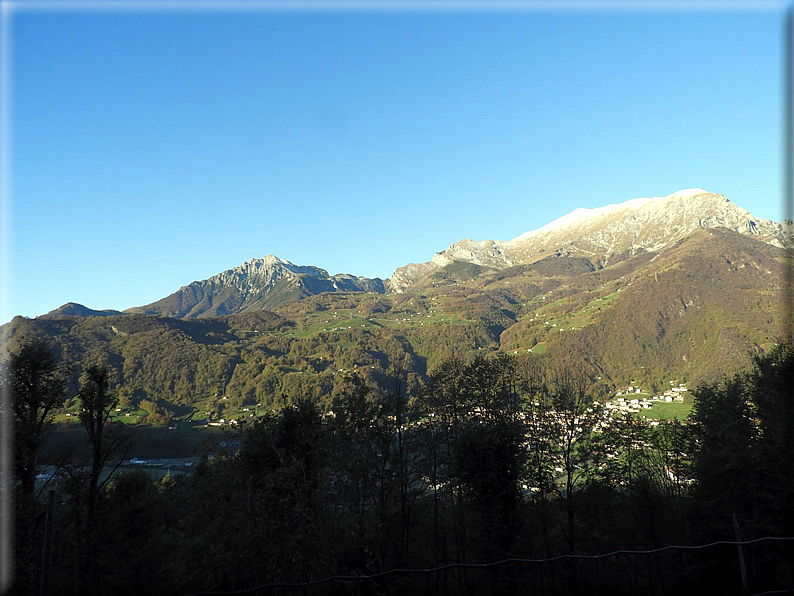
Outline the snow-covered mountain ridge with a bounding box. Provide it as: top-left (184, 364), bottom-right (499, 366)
top-left (387, 189), bottom-right (792, 293)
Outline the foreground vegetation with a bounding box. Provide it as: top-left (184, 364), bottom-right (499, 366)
top-left (7, 339), bottom-right (794, 595)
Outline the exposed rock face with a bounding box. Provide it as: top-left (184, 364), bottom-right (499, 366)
top-left (387, 240), bottom-right (513, 293)
top-left (127, 254), bottom-right (385, 318)
top-left (433, 239), bottom-right (513, 268)
top-left (204, 255), bottom-right (327, 295)
top-left (386, 189), bottom-right (792, 293)
top-left (386, 261), bottom-right (439, 294)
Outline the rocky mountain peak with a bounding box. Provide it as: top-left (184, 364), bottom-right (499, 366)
top-left (127, 255), bottom-right (384, 319)
top-left (431, 239), bottom-right (513, 269)
top-left (387, 189), bottom-right (791, 293)
top-left (670, 187), bottom-right (712, 199)
top-left (262, 254), bottom-right (289, 267)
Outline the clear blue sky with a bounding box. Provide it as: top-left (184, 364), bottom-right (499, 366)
top-left (2, 4), bottom-right (788, 321)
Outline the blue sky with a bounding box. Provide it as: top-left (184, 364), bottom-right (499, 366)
top-left (2, 4), bottom-right (788, 321)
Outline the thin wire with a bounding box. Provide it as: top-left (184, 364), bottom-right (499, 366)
top-left (186, 536), bottom-right (794, 595)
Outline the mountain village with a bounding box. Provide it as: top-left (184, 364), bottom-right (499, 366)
top-left (607, 381), bottom-right (689, 416)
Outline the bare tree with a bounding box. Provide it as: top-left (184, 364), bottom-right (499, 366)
top-left (546, 369), bottom-right (606, 553)
top-left (77, 365), bottom-right (132, 595)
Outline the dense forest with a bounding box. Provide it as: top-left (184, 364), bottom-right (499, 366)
top-left (7, 339), bottom-right (793, 595)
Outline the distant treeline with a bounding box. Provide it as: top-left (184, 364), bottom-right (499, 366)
top-left (7, 340), bottom-right (794, 595)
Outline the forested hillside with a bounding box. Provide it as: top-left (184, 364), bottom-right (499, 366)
top-left (3, 229), bottom-right (787, 432)
top-left (8, 342), bottom-right (794, 595)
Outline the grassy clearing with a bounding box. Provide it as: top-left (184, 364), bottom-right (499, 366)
top-left (594, 289), bottom-right (621, 306)
top-left (535, 311), bottom-right (591, 332)
top-left (640, 401), bottom-right (692, 420)
top-left (292, 312), bottom-right (382, 337)
top-left (112, 408), bottom-right (149, 424)
top-left (370, 317), bottom-right (402, 329)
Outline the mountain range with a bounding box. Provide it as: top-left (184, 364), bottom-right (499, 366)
top-left (46, 188), bottom-right (791, 319)
top-left (6, 188), bottom-right (792, 420)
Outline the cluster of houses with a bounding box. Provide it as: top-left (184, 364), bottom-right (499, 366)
top-left (208, 418), bottom-right (240, 426)
top-left (607, 382), bottom-right (688, 415)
